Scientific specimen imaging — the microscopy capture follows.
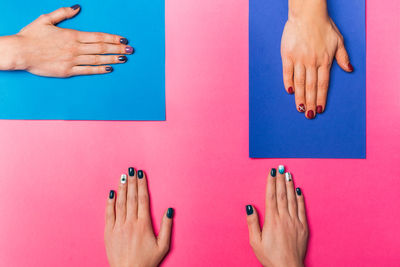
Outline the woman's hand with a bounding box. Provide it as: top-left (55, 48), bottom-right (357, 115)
top-left (246, 166), bottom-right (308, 267)
top-left (281, 0), bottom-right (353, 119)
top-left (105, 168), bottom-right (174, 267)
top-left (0, 5), bottom-right (133, 77)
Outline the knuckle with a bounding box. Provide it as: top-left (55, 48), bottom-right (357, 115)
top-left (318, 79), bottom-right (329, 89)
top-left (116, 200), bottom-right (125, 210)
top-left (295, 77), bottom-right (305, 86)
top-left (94, 32), bottom-right (103, 42)
top-left (249, 237), bottom-right (259, 249)
top-left (267, 192), bottom-right (276, 201)
top-left (39, 14), bottom-right (49, 21)
top-left (93, 55), bottom-right (101, 65)
top-left (321, 52), bottom-right (331, 66)
top-left (278, 192), bottom-right (287, 202)
top-left (139, 194), bottom-right (149, 204)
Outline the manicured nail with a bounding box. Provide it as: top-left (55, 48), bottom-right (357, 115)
top-left (128, 167), bottom-right (135, 176)
top-left (317, 105), bottom-right (323, 114)
top-left (138, 170), bottom-right (144, 179)
top-left (288, 87), bottom-right (294, 94)
top-left (109, 190), bottom-right (115, 199)
top-left (105, 66), bottom-right (113, 72)
top-left (278, 165), bottom-right (285, 174)
top-left (296, 187), bottom-right (302, 196)
top-left (167, 208), bottom-right (174, 219)
top-left (307, 110), bottom-right (315, 119)
top-left (120, 174), bottom-right (127, 184)
top-left (298, 104), bottom-right (305, 112)
top-left (348, 63), bottom-right (354, 72)
top-left (125, 46), bottom-right (134, 54)
top-left (118, 56), bottom-right (127, 62)
top-left (246, 205), bottom-right (254, 216)
top-left (271, 168), bottom-right (277, 177)
top-left (285, 172), bottom-right (292, 182)
top-left (120, 38), bottom-right (128, 45)
top-left (71, 4), bottom-right (80, 10)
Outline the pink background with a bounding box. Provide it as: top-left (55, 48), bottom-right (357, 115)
top-left (0, 0), bottom-right (399, 266)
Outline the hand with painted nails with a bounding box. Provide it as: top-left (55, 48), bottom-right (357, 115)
top-left (281, 0), bottom-right (353, 119)
top-left (105, 168), bottom-right (174, 267)
top-left (246, 166), bottom-right (309, 267)
top-left (0, 5), bottom-right (134, 77)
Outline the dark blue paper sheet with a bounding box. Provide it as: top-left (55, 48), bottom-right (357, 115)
top-left (249, 0), bottom-right (366, 158)
top-left (0, 0), bottom-right (165, 121)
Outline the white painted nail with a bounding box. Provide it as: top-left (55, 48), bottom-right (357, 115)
top-left (278, 165), bottom-right (285, 174)
top-left (120, 174), bottom-right (127, 184)
top-left (285, 172), bottom-right (292, 182)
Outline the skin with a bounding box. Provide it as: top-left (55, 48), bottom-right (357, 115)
top-left (0, 5), bottom-right (133, 77)
top-left (105, 169), bottom-right (173, 267)
top-left (281, 0), bottom-right (353, 119)
top-left (246, 168), bottom-right (309, 267)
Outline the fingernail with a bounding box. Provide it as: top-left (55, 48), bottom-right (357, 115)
top-left (271, 168), bottom-right (277, 177)
top-left (288, 87), bottom-right (294, 94)
top-left (298, 104), bottom-right (305, 112)
top-left (109, 190), bottom-right (115, 199)
top-left (71, 4), bottom-right (80, 10)
top-left (307, 110), bottom-right (315, 119)
top-left (246, 205), bottom-right (254, 216)
top-left (317, 105), bottom-right (323, 114)
top-left (120, 174), bottom-right (127, 184)
top-left (120, 38), bottom-right (128, 45)
top-left (348, 63), bottom-right (354, 72)
top-left (128, 167), bottom-right (135, 176)
top-left (118, 56), bottom-right (127, 62)
top-left (138, 170), bottom-right (144, 179)
top-left (296, 188), bottom-right (302, 196)
top-left (278, 165), bottom-right (285, 174)
top-left (167, 208), bottom-right (174, 219)
top-left (285, 172), bottom-right (292, 182)
top-left (125, 46), bottom-right (134, 54)
top-left (105, 66), bottom-right (113, 72)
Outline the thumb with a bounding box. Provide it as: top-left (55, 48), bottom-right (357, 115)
top-left (157, 208), bottom-right (174, 255)
top-left (43, 5), bottom-right (81, 25)
top-left (335, 40), bottom-right (354, 72)
top-left (246, 205), bottom-right (261, 248)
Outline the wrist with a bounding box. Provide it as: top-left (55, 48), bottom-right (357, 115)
top-left (0, 35), bottom-right (27, 71)
top-left (288, 0), bottom-right (328, 20)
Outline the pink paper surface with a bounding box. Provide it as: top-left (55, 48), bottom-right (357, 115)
top-left (0, 0), bottom-right (399, 266)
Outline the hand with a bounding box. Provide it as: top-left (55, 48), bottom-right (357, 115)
top-left (10, 5), bottom-right (133, 77)
top-left (246, 166), bottom-right (308, 267)
top-left (105, 168), bottom-right (174, 267)
top-left (281, 0), bottom-right (353, 119)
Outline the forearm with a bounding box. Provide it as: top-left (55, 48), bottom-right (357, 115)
top-left (0, 35), bottom-right (26, 71)
top-left (288, 0), bottom-right (328, 19)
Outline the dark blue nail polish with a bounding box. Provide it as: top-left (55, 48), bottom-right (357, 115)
top-left (128, 167), bottom-right (135, 176)
top-left (296, 188), bottom-right (302, 196)
top-left (109, 190), bottom-right (115, 199)
top-left (105, 66), bottom-right (113, 72)
top-left (71, 4), bottom-right (80, 10)
top-left (167, 208), bottom-right (174, 219)
top-left (271, 168), bottom-right (277, 177)
top-left (125, 46), bottom-right (134, 54)
top-left (138, 170), bottom-right (144, 179)
top-left (120, 38), bottom-right (128, 45)
top-left (118, 56), bottom-right (127, 62)
top-left (246, 205), bottom-right (253, 215)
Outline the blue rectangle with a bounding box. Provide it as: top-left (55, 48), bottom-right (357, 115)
top-left (0, 0), bottom-right (165, 121)
top-left (249, 0), bottom-right (366, 158)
